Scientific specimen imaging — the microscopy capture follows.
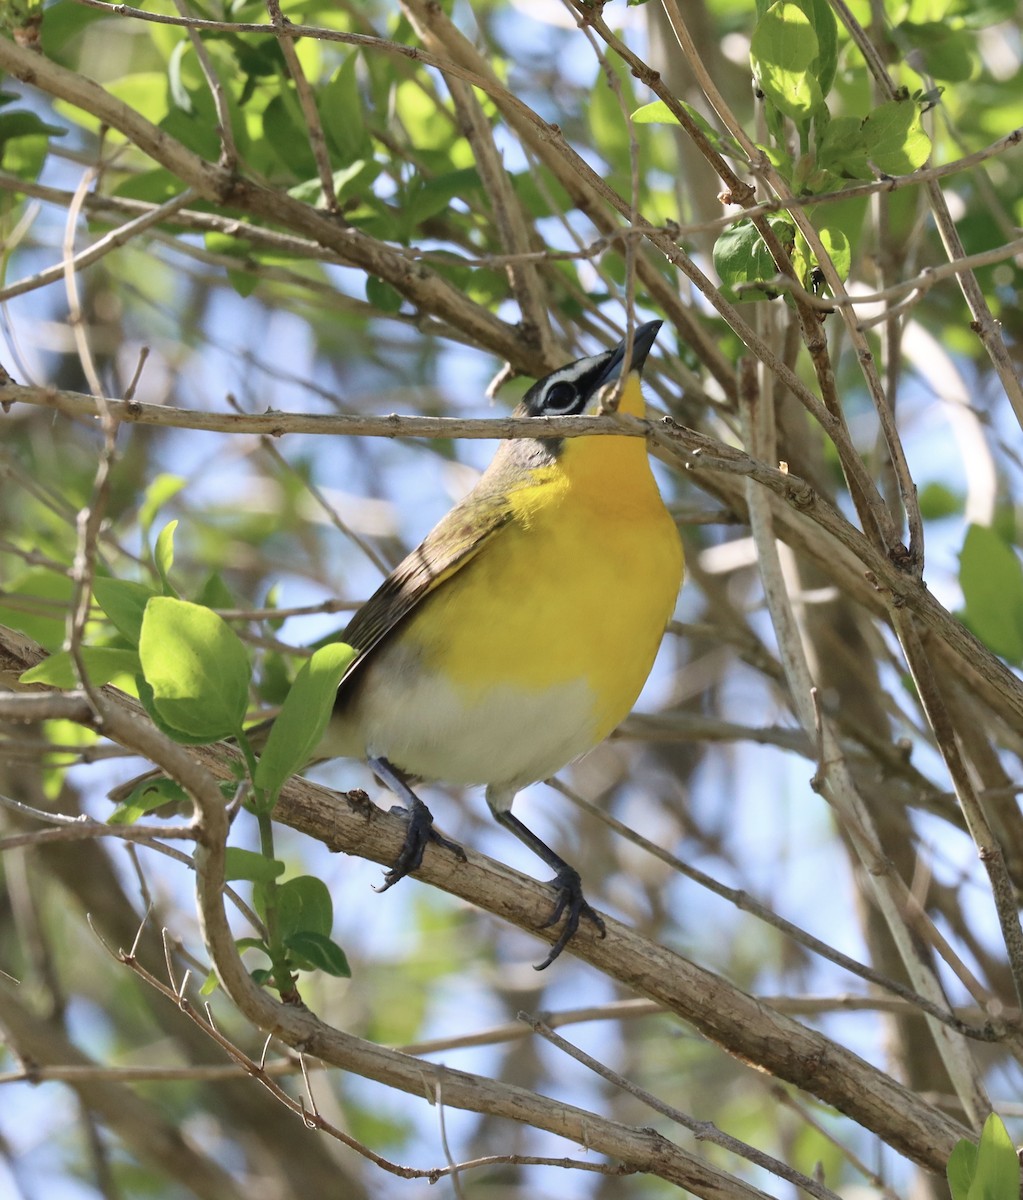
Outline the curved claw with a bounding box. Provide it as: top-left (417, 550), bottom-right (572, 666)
top-left (534, 866), bottom-right (606, 970)
top-left (375, 795), bottom-right (466, 893)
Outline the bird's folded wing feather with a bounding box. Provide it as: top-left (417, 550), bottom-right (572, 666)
top-left (336, 485), bottom-right (514, 684)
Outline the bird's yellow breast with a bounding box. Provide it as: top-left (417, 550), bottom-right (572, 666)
top-left (399, 378), bottom-right (683, 748)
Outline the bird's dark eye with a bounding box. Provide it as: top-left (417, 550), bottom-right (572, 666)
top-left (540, 381), bottom-right (579, 414)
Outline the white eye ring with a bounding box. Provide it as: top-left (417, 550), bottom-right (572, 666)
top-left (541, 381), bottom-right (579, 413)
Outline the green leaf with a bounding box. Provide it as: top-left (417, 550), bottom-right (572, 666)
top-left (20, 646), bottom-right (141, 689)
top-left (713, 216), bottom-right (795, 301)
top-left (817, 226), bottom-right (850, 281)
top-left (958, 525), bottom-right (1023, 664)
top-left (224, 847), bottom-right (286, 883)
top-left (93, 578), bottom-right (159, 646)
top-left (105, 72), bottom-right (170, 127)
top-left (393, 78), bottom-right (457, 154)
top-left (37, 0), bottom-right (111, 58)
top-left (154, 519), bottom-right (178, 594)
top-left (0, 109), bottom-right (67, 145)
top-left (319, 53), bottom-right (373, 164)
top-left (407, 167), bottom-right (483, 226)
top-left (947, 1137), bottom-right (978, 1200)
top-left (257, 650), bottom-right (292, 707)
top-left (138, 597), bottom-right (252, 740)
top-left (199, 970), bottom-right (220, 997)
top-left (365, 275), bottom-right (403, 314)
top-left (161, 99), bottom-right (225, 163)
top-left (861, 99), bottom-right (931, 175)
top-left (197, 571), bottom-right (237, 611)
top-left (235, 937), bottom-right (271, 955)
top-left (631, 99), bottom-right (677, 125)
top-left (114, 167), bottom-right (183, 205)
top-left (167, 41), bottom-right (192, 114)
top-left (273, 875), bottom-right (333, 939)
top-left (0, 131), bottom-right (49, 183)
top-left (950, 0), bottom-right (1017, 24)
top-left (588, 56), bottom-right (635, 168)
top-left (226, 266), bottom-right (259, 298)
top-left (0, 568), bottom-right (74, 651)
top-left (901, 21), bottom-right (973, 83)
top-left (262, 90), bottom-right (315, 178)
top-left (140, 474), bottom-right (185, 542)
top-left (919, 482), bottom-right (963, 520)
top-left (136, 675), bottom-right (228, 746)
top-left (817, 115), bottom-right (872, 179)
top-left (750, 1), bottom-right (823, 122)
top-left (263, 582), bottom-right (285, 632)
top-left (108, 775), bottom-right (188, 825)
top-left (631, 99), bottom-right (739, 158)
top-left (285, 931), bottom-right (351, 977)
top-left (253, 641), bottom-right (357, 794)
top-left (968, 1114), bottom-right (1020, 1200)
top-left (287, 160), bottom-right (380, 207)
top-left (510, 166), bottom-right (572, 220)
top-left (790, 0), bottom-right (837, 98)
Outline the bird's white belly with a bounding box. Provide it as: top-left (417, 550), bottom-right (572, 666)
top-left (322, 648), bottom-right (599, 791)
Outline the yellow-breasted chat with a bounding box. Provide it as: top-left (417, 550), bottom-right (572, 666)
top-left (319, 319), bottom-right (684, 967)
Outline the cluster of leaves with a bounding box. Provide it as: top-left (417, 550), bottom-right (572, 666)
top-left (726, 0), bottom-right (930, 298)
top-left (750, 0), bottom-right (934, 183)
top-left (20, 522), bottom-right (356, 991)
top-left (25, 1), bottom-right (515, 311)
top-left (635, 0), bottom-right (1006, 304)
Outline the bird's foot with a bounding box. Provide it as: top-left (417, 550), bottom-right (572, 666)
top-left (534, 866), bottom-right (606, 970)
top-left (375, 795), bottom-right (467, 893)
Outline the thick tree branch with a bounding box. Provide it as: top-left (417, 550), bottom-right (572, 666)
top-left (0, 625), bottom-right (976, 1173)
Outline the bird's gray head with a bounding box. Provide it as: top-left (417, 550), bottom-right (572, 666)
top-left (519, 320), bottom-right (662, 418)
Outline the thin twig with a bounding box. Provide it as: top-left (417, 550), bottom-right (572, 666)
top-left (736, 359), bottom-right (992, 1126)
top-left (770, 1086), bottom-right (902, 1200)
top-left (171, 0), bottom-right (237, 169)
top-left (1, 185), bottom-right (196, 303)
top-left (547, 779), bottom-right (1001, 1042)
top-left (443, 72), bottom-right (553, 358)
top-left (264, 0), bottom-right (337, 211)
top-left (254, 430), bottom-right (393, 576)
top-left (829, 0), bottom-right (1023, 429)
top-left (528, 1017), bottom-right (842, 1200)
top-left (890, 608), bottom-right (1023, 1010)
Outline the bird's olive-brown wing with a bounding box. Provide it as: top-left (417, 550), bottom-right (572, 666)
top-left (334, 483), bottom-right (514, 694)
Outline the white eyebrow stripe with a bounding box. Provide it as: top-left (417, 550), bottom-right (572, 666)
top-left (544, 357), bottom-right (602, 387)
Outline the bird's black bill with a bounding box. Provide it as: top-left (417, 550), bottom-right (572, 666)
top-left (594, 319), bottom-right (663, 389)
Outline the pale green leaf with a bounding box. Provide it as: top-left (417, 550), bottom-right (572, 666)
top-left (959, 525), bottom-right (1023, 664)
top-left (154, 519), bottom-right (177, 594)
top-left (253, 641), bottom-right (356, 795)
top-left (750, 1), bottom-right (823, 121)
top-left (138, 597), bottom-right (252, 740)
top-left (967, 1114), bottom-right (1020, 1200)
top-left (94, 578), bottom-right (158, 646)
top-left (224, 847), bottom-right (286, 884)
top-left (861, 99), bottom-right (931, 174)
top-left (20, 646), bottom-right (141, 689)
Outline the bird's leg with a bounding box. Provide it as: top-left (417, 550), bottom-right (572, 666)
top-left (486, 789), bottom-right (606, 970)
top-left (368, 755), bottom-right (466, 891)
